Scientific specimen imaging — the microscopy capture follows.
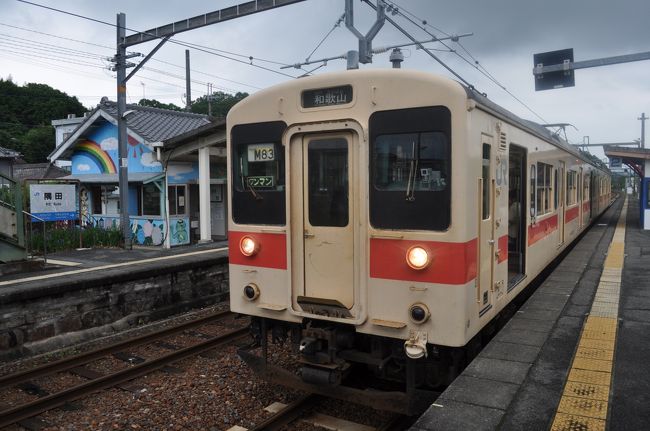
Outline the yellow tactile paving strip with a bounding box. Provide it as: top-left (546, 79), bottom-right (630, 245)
top-left (551, 197), bottom-right (626, 431)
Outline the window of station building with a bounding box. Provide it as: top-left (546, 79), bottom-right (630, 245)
top-left (168, 184), bottom-right (187, 216)
top-left (566, 170), bottom-right (577, 205)
top-left (535, 162), bottom-right (553, 216)
top-left (142, 183), bottom-right (161, 216)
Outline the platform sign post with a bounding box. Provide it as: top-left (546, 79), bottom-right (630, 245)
top-left (533, 48), bottom-right (575, 91)
top-left (30, 184), bottom-right (78, 221)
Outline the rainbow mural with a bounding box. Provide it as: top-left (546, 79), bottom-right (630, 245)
top-left (75, 140), bottom-right (117, 174)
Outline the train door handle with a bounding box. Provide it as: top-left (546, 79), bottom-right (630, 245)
top-left (487, 239), bottom-right (495, 245)
top-left (304, 231), bottom-right (315, 238)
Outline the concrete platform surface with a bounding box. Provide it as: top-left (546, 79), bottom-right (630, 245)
top-left (412, 195), bottom-right (650, 430)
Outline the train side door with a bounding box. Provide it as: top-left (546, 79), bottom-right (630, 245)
top-left (558, 161), bottom-right (565, 246)
top-left (508, 145), bottom-right (526, 288)
top-left (295, 133), bottom-right (355, 310)
top-left (478, 138), bottom-right (495, 313)
top-left (578, 168), bottom-right (583, 228)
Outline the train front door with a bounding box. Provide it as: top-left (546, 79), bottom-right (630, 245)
top-left (292, 133), bottom-right (355, 310)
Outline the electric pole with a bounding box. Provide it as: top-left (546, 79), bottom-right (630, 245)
top-left (185, 50), bottom-right (191, 111)
top-left (639, 112), bottom-right (647, 148)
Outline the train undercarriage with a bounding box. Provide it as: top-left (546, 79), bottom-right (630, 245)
top-left (237, 316), bottom-right (494, 415)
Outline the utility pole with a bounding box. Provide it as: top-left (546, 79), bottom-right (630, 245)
top-left (639, 112), bottom-right (647, 148)
top-left (116, 13), bottom-right (131, 249)
top-left (185, 50), bottom-right (191, 111)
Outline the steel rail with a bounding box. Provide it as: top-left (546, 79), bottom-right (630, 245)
top-left (0, 310), bottom-right (236, 390)
top-left (0, 326), bottom-right (249, 428)
top-left (249, 393), bottom-right (319, 431)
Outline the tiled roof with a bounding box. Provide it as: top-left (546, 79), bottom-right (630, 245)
top-left (99, 99), bottom-right (212, 143)
top-left (0, 146), bottom-right (21, 159)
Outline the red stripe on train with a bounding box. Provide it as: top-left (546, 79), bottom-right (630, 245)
top-left (498, 235), bottom-right (508, 263)
top-left (228, 231), bottom-right (287, 269)
top-left (370, 238), bottom-right (477, 284)
top-left (528, 214), bottom-right (558, 246)
top-left (565, 206), bottom-right (579, 223)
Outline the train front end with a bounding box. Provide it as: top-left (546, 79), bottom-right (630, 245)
top-left (227, 70), bottom-right (474, 412)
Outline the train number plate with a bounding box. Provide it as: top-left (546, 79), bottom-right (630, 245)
top-left (248, 144), bottom-right (275, 162)
top-left (247, 176), bottom-right (274, 188)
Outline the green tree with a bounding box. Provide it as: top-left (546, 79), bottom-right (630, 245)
top-left (191, 91), bottom-right (248, 118)
top-left (0, 79), bottom-right (86, 162)
top-left (21, 126), bottom-right (55, 163)
top-left (138, 98), bottom-right (183, 111)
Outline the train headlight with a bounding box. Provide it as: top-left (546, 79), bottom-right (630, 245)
top-left (409, 303), bottom-right (430, 324)
top-left (243, 283), bottom-right (260, 301)
top-left (240, 236), bottom-right (260, 257)
top-left (406, 246), bottom-right (430, 270)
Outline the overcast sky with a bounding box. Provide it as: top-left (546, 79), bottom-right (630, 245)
top-left (1, 0), bottom-right (649, 161)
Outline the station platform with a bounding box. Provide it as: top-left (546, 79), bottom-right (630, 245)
top-left (412, 195), bottom-right (650, 431)
top-left (0, 241), bottom-right (229, 359)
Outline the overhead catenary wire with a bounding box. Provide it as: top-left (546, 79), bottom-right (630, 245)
top-left (0, 22), bottom-right (261, 92)
top-left (15, 0), bottom-right (301, 80)
top-left (384, 0), bottom-right (548, 123)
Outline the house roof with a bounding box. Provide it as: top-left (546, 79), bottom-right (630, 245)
top-left (49, 98), bottom-right (213, 162)
top-left (13, 163), bottom-right (68, 181)
top-left (0, 146), bottom-right (21, 160)
top-left (99, 99), bottom-right (212, 143)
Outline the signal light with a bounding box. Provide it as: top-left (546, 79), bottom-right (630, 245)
top-left (406, 245), bottom-right (430, 270)
top-left (409, 303), bottom-right (430, 324)
top-left (240, 236), bottom-right (260, 257)
top-left (243, 283), bottom-right (260, 301)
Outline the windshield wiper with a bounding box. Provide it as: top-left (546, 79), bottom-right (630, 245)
top-left (240, 158), bottom-right (262, 200)
top-left (405, 140), bottom-right (418, 201)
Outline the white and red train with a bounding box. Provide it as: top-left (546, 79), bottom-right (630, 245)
top-left (226, 69), bottom-right (611, 412)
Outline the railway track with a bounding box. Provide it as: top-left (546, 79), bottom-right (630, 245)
top-left (244, 393), bottom-right (414, 431)
top-left (0, 310), bottom-right (249, 429)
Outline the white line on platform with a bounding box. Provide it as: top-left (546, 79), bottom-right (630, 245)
top-left (0, 247), bottom-right (228, 287)
top-left (46, 259), bottom-right (83, 267)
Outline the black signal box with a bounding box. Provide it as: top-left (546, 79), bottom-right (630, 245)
top-left (534, 48), bottom-right (575, 91)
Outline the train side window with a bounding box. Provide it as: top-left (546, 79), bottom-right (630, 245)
top-left (530, 164), bottom-right (536, 219)
top-left (567, 170), bottom-right (577, 205)
top-left (536, 162), bottom-right (553, 216)
top-left (482, 144), bottom-right (491, 220)
top-left (554, 168), bottom-right (558, 210)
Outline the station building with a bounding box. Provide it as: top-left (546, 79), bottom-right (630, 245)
top-left (48, 98), bottom-right (227, 247)
top-left (605, 145), bottom-right (650, 229)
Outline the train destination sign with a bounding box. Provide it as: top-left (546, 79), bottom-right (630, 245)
top-left (302, 85), bottom-right (353, 108)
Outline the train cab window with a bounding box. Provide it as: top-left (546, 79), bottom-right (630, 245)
top-left (369, 106), bottom-right (451, 230)
top-left (231, 121), bottom-right (287, 225)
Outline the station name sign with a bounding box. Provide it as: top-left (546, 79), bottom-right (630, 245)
top-left (302, 85), bottom-right (352, 108)
top-left (30, 184), bottom-right (78, 221)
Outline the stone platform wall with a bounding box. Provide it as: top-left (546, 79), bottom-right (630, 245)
top-left (0, 255), bottom-right (229, 360)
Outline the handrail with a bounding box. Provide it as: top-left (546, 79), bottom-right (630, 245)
top-left (22, 210), bottom-right (47, 265)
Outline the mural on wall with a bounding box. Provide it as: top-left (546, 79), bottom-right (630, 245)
top-left (71, 123), bottom-right (162, 175)
top-left (167, 162), bottom-right (199, 184)
top-left (91, 215), bottom-right (190, 247)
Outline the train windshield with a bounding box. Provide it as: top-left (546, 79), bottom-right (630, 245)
top-left (231, 121), bottom-right (286, 225)
top-left (370, 106), bottom-right (451, 231)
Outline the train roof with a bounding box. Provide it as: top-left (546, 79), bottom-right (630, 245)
top-left (463, 86), bottom-right (607, 173)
